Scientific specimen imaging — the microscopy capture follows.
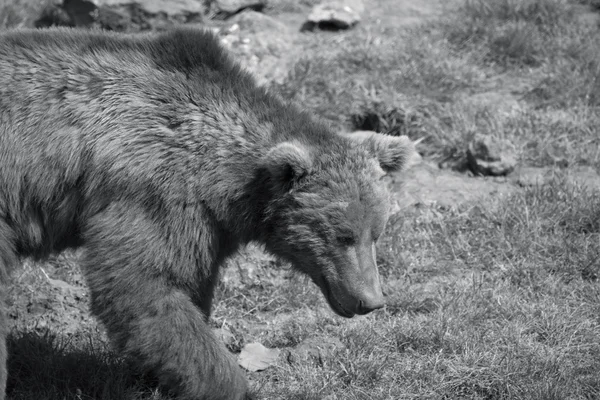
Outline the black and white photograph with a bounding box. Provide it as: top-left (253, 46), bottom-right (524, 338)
top-left (0, 0), bottom-right (599, 399)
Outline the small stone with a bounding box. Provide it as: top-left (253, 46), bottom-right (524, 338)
top-left (467, 135), bottom-right (517, 176)
top-left (305, 0), bottom-right (364, 30)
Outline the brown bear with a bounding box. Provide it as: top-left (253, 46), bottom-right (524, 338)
top-left (0, 27), bottom-right (416, 399)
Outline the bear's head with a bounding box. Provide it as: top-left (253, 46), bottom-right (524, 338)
top-left (260, 132), bottom-right (417, 318)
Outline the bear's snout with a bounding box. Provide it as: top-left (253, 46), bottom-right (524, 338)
top-left (320, 241), bottom-right (385, 317)
top-left (355, 289), bottom-right (385, 315)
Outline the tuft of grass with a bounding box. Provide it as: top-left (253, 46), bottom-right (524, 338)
top-left (528, 34), bottom-right (600, 108)
top-left (273, 24), bottom-right (482, 134)
top-left (445, 0), bottom-right (574, 66)
top-left (444, 0), bottom-right (600, 107)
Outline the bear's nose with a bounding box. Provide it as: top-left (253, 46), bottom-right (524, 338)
top-left (355, 296), bottom-right (384, 315)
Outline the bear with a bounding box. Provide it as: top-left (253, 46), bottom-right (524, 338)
top-left (0, 27), bottom-right (416, 399)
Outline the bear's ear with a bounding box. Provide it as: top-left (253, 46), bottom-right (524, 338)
top-left (343, 132), bottom-right (418, 173)
top-left (262, 141), bottom-right (312, 191)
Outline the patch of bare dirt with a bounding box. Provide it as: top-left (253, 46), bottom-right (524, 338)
top-left (390, 162), bottom-right (518, 211)
top-left (7, 254), bottom-right (104, 346)
top-left (391, 161), bottom-right (600, 212)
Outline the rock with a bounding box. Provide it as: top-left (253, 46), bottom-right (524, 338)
top-left (219, 10), bottom-right (297, 85)
top-left (98, 0), bottom-right (205, 15)
top-left (33, 0), bottom-right (205, 30)
top-left (467, 135), bottom-right (518, 176)
top-left (211, 0), bottom-right (267, 18)
top-left (228, 8), bottom-right (286, 33)
top-left (35, 0), bottom-right (97, 28)
top-left (95, 0), bottom-right (205, 31)
top-left (304, 0), bottom-right (364, 30)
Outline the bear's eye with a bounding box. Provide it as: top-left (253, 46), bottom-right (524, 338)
top-left (373, 230), bottom-right (382, 242)
top-left (337, 234), bottom-right (356, 246)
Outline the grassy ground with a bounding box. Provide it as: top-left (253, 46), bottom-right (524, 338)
top-left (5, 0), bottom-right (600, 399)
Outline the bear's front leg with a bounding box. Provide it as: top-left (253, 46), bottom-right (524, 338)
top-left (81, 204), bottom-right (248, 400)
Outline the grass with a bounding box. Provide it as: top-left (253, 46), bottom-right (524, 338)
top-left (275, 0), bottom-right (600, 167)
top-left (10, 176), bottom-right (600, 399)
top-left (246, 176), bottom-right (600, 399)
top-left (244, 177), bottom-right (600, 399)
top-left (5, 0), bottom-right (600, 399)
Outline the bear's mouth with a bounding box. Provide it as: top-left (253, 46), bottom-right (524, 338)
top-left (319, 275), bottom-right (355, 318)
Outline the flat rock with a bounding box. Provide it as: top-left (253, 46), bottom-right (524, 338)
top-left (95, 0), bottom-right (204, 31)
top-left (228, 8), bottom-right (287, 33)
top-left (212, 0), bottom-right (266, 16)
top-left (97, 0), bottom-right (205, 15)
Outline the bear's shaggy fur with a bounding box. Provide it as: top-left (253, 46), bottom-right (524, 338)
top-left (0, 27), bottom-right (415, 399)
